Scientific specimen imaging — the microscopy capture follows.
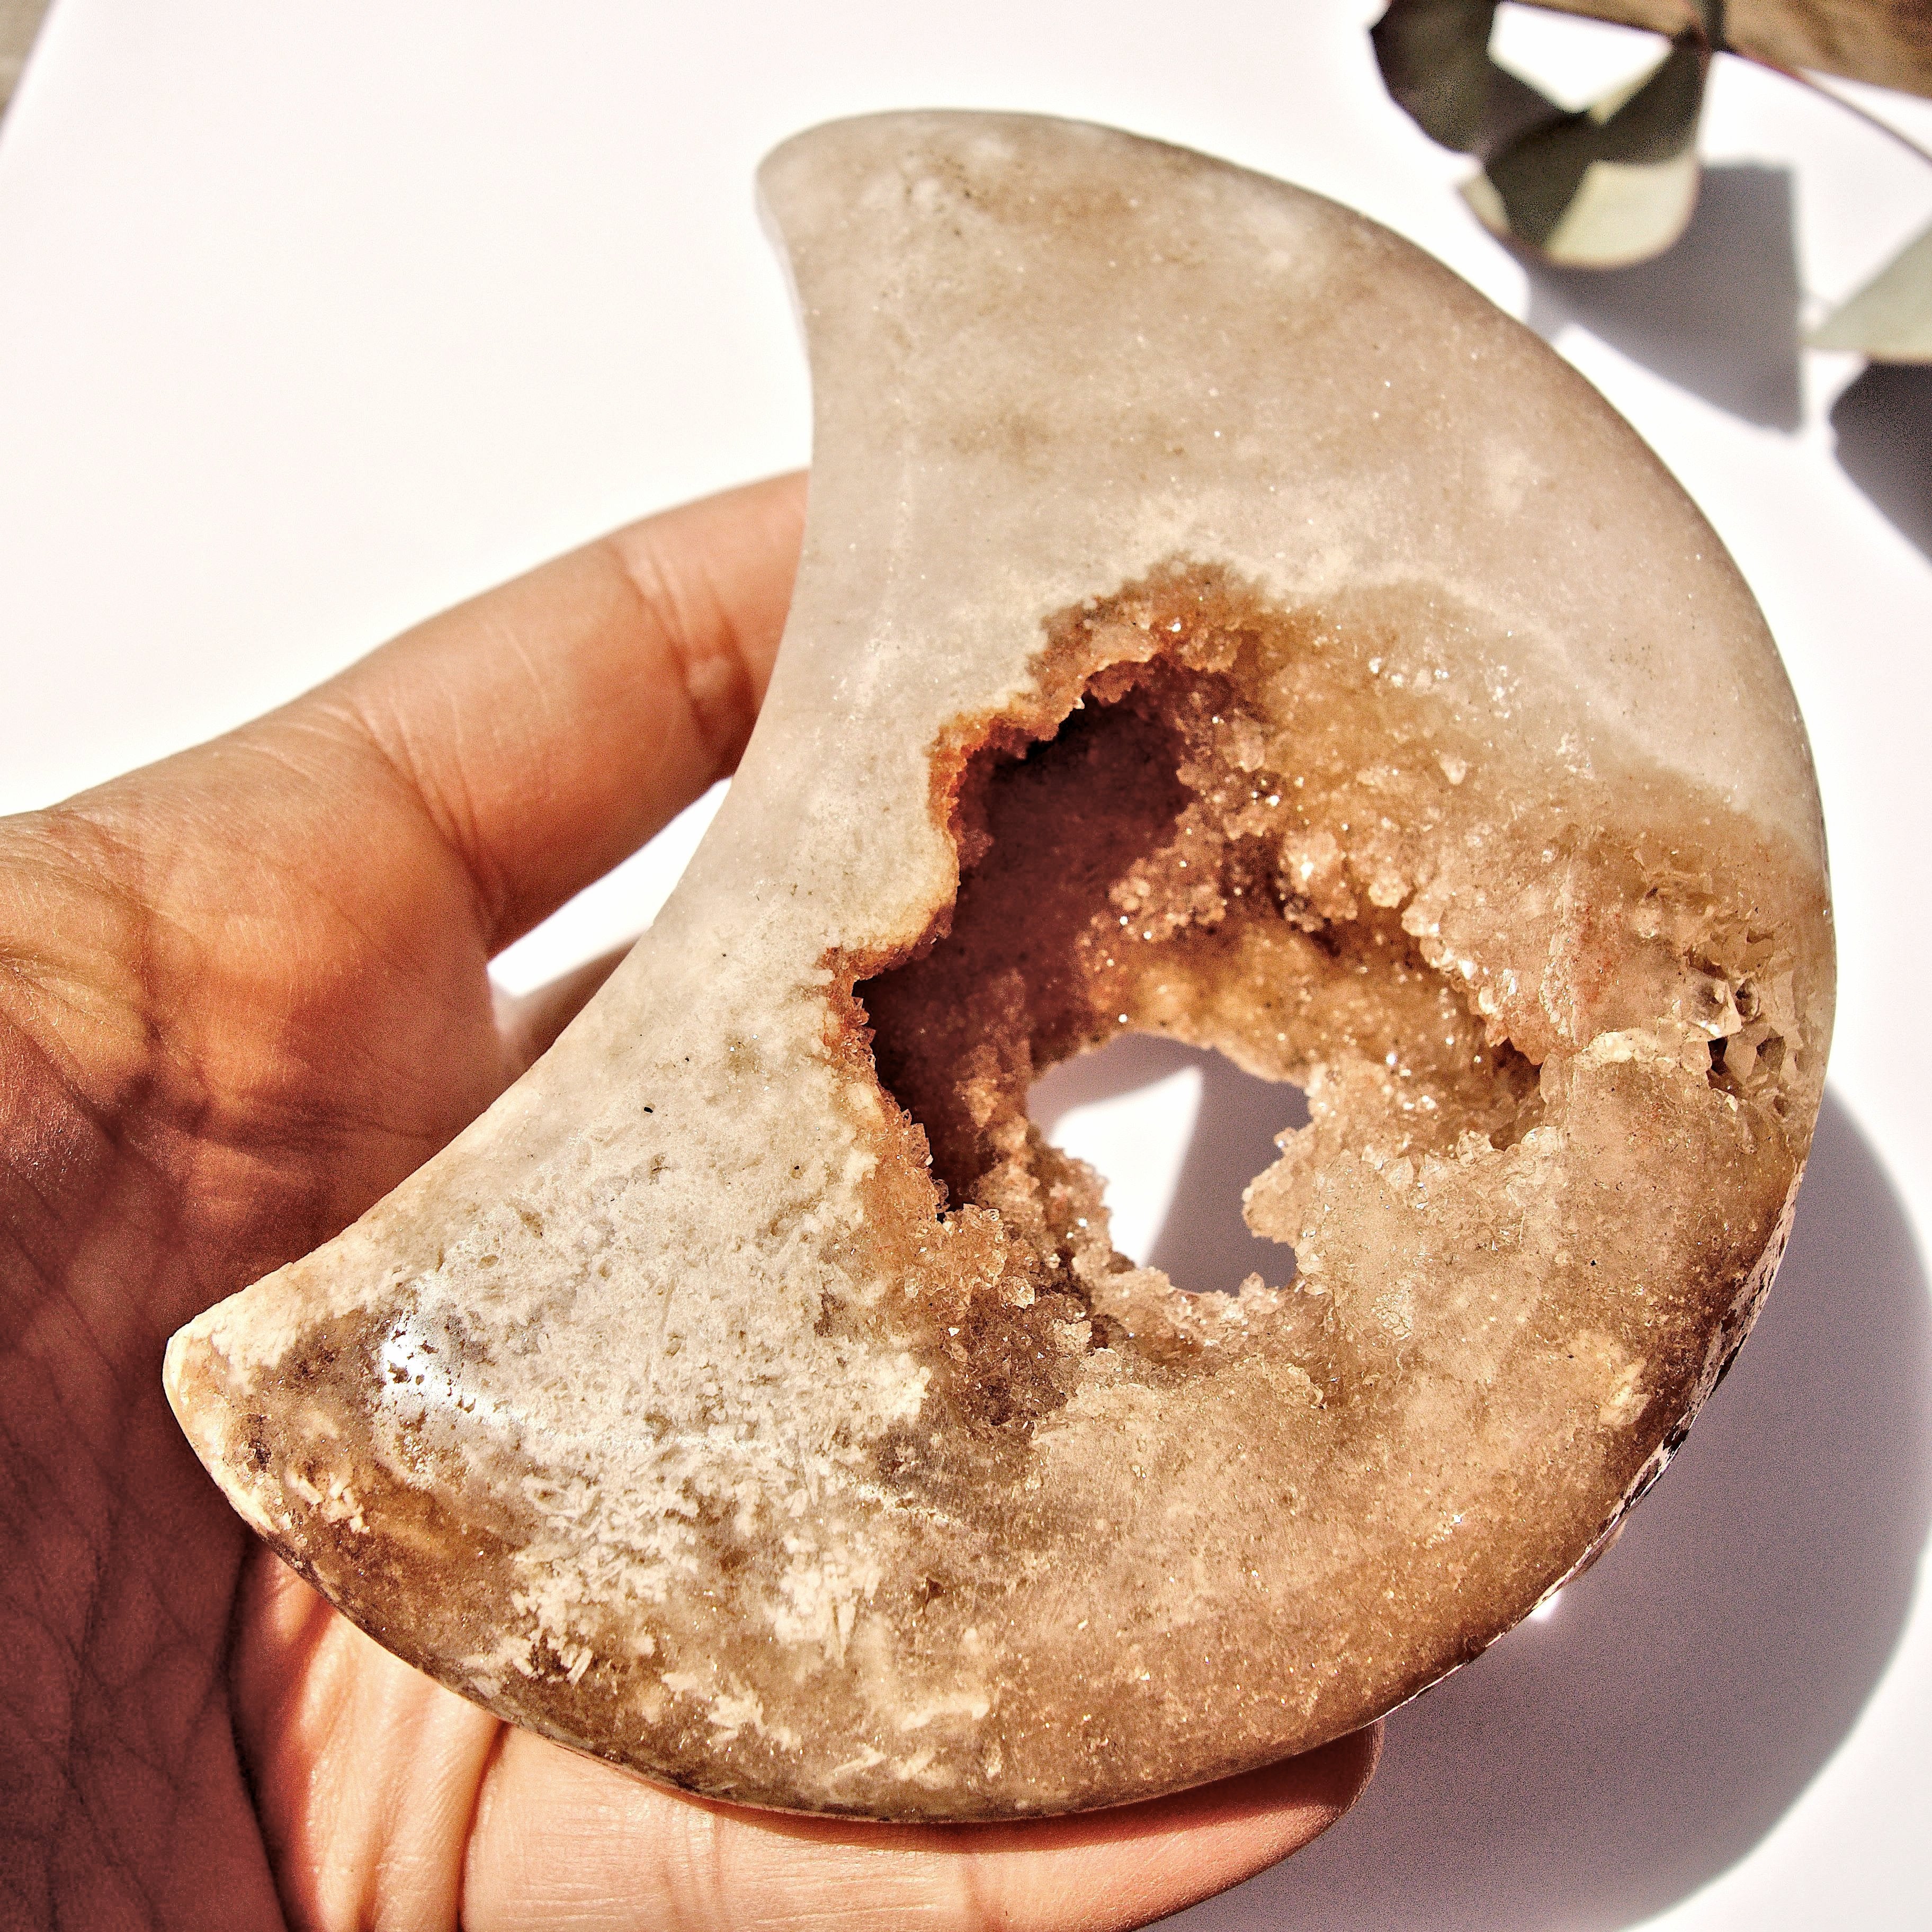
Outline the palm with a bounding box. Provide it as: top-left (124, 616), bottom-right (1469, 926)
top-left (0, 479), bottom-right (1372, 1932)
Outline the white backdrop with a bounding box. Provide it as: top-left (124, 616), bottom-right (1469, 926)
top-left (2, 4), bottom-right (1927, 1926)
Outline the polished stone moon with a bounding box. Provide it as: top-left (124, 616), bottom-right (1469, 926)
top-left (166, 111), bottom-right (1833, 1820)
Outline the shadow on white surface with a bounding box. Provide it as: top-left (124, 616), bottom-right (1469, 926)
top-left (1831, 362), bottom-right (1932, 560)
top-left (1524, 164), bottom-right (1802, 431)
top-left (1029, 1034), bottom-right (1308, 1296)
top-left (1165, 1089), bottom-right (1932, 1930)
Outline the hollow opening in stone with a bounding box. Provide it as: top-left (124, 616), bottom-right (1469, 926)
top-left (1028, 1034), bottom-right (1306, 1294)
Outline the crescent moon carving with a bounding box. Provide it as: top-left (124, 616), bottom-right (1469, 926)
top-left (166, 111), bottom-right (1833, 1820)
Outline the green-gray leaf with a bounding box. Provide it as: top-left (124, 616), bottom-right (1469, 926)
top-left (1471, 30), bottom-right (1714, 262)
top-left (1371, 0), bottom-right (1503, 153)
top-left (1372, 0), bottom-right (1719, 267)
top-left (1808, 222), bottom-right (1932, 361)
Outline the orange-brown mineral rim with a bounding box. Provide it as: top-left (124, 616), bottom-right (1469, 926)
top-left (164, 111), bottom-right (1832, 1820)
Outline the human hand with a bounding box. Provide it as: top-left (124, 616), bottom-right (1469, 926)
top-left (0, 473), bottom-right (1376, 1930)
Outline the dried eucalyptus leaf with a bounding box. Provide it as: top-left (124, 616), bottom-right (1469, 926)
top-left (1, 0), bottom-right (50, 120)
top-left (1375, 0), bottom-right (1573, 160)
top-left (1809, 222), bottom-right (1932, 360)
top-left (1372, 0), bottom-right (1504, 151)
top-left (1374, 1), bottom-right (1717, 266)
top-left (1470, 29), bottom-right (1713, 264)
top-left (1530, 0), bottom-right (1932, 102)
top-left (1466, 147), bottom-right (1702, 263)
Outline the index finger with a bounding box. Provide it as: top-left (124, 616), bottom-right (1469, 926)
top-left (306, 471), bottom-right (807, 953)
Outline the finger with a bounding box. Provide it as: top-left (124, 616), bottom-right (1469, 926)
top-left (301, 471), bottom-right (805, 951)
top-left (232, 1553), bottom-right (501, 1932)
top-left (494, 943), bottom-right (633, 1078)
top-left (50, 472), bottom-right (802, 970)
top-left (234, 1581), bottom-right (1371, 1932)
top-left (460, 1722), bottom-right (1379, 1931)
